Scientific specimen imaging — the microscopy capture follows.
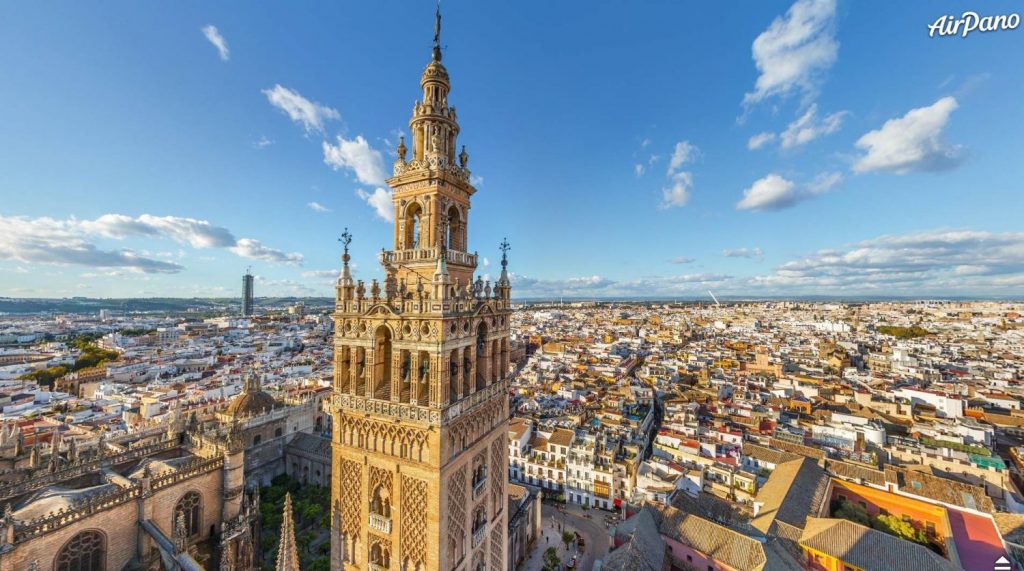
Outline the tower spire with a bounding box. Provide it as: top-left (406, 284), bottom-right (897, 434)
top-left (433, 1), bottom-right (443, 61)
top-left (275, 493), bottom-right (300, 571)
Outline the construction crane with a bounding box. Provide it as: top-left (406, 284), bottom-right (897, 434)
top-left (707, 290), bottom-right (721, 307)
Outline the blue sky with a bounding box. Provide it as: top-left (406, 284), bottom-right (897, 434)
top-left (2, 1), bottom-right (1023, 299)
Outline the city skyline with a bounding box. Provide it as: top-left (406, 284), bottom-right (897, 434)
top-left (2, 1), bottom-right (1024, 299)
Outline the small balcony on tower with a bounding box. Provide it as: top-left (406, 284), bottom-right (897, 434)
top-left (471, 506), bottom-right (487, 547)
top-left (380, 246), bottom-right (477, 268)
top-left (369, 485), bottom-right (392, 534)
top-left (472, 463), bottom-right (488, 500)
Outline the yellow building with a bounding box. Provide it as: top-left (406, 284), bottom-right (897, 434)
top-left (329, 8), bottom-right (512, 571)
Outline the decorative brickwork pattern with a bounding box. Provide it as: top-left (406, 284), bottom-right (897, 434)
top-left (448, 465), bottom-right (467, 563)
top-left (401, 475), bottom-right (428, 568)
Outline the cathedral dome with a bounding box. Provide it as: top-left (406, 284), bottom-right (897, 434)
top-left (225, 389), bottom-right (276, 418)
top-left (225, 370), bottom-right (277, 419)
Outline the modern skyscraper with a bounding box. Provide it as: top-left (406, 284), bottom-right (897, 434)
top-left (329, 8), bottom-right (513, 571)
top-left (242, 268), bottom-right (254, 317)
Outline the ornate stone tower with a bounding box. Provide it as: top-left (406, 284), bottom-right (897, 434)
top-left (329, 7), bottom-right (512, 571)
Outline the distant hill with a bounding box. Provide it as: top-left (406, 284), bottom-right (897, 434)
top-left (0, 297), bottom-right (333, 315)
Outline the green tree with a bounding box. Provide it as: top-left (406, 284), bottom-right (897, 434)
top-left (831, 499), bottom-right (871, 526)
top-left (561, 530), bottom-right (575, 551)
top-left (307, 556), bottom-right (331, 571)
top-left (542, 546), bottom-right (560, 571)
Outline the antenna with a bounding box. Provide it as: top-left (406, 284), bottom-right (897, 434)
top-left (707, 290), bottom-right (720, 307)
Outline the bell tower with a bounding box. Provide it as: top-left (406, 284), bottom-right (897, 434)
top-left (329, 7), bottom-right (512, 571)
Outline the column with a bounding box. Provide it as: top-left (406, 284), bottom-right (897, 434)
top-left (364, 347), bottom-right (375, 398)
top-left (479, 341), bottom-right (491, 390)
top-left (432, 354), bottom-right (445, 407)
top-left (391, 350), bottom-right (403, 402)
top-left (469, 344), bottom-right (478, 395)
top-left (456, 347), bottom-right (466, 400)
top-left (410, 351), bottom-right (421, 404)
top-left (350, 347), bottom-right (362, 396)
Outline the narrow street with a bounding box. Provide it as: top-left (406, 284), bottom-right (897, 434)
top-left (520, 500), bottom-right (612, 570)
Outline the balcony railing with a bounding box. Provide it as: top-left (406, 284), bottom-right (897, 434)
top-left (380, 247), bottom-right (478, 268)
top-left (472, 525), bottom-right (486, 547)
top-left (473, 477), bottom-right (488, 499)
top-left (369, 513), bottom-right (392, 534)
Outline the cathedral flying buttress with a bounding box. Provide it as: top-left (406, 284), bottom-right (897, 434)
top-left (329, 7), bottom-right (512, 571)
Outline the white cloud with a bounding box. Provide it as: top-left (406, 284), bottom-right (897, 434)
top-left (754, 229), bottom-right (1024, 294)
top-left (262, 84), bottom-right (340, 134)
top-left (737, 174), bottom-right (797, 211)
top-left (356, 188), bottom-right (394, 222)
top-left (470, 174), bottom-right (484, 186)
top-left (483, 257), bottom-right (491, 268)
top-left (737, 172), bottom-right (843, 212)
top-left (323, 135), bottom-right (387, 186)
top-left (229, 239), bottom-right (303, 265)
top-left (78, 214), bottom-right (237, 248)
top-left (254, 136), bottom-right (273, 149)
top-left (0, 215), bottom-right (183, 274)
top-left (302, 269), bottom-right (341, 279)
top-left (307, 201), bottom-right (331, 213)
top-left (634, 164), bottom-right (645, 177)
top-left (744, 0), bottom-right (838, 107)
top-left (670, 257), bottom-right (696, 264)
top-left (0, 213), bottom-right (302, 273)
top-left (660, 172), bottom-right (693, 209)
top-left (723, 247), bottom-right (765, 262)
top-left (852, 96), bottom-right (963, 174)
top-left (510, 272), bottom-right (734, 298)
top-left (779, 104), bottom-right (847, 149)
top-left (807, 171), bottom-right (843, 194)
top-left (748, 132), bottom-right (776, 150)
top-left (667, 141), bottom-right (700, 176)
top-left (201, 25), bottom-right (230, 61)
top-left (658, 140), bottom-right (700, 209)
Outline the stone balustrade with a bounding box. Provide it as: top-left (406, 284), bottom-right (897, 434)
top-left (380, 247), bottom-right (477, 268)
top-left (368, 513), bottom-right (392, 534)
top-left (334, 377), bottom-right (508, 427)
top-left (472, 476), bottom-right (487, 500)
top-left (0, 437), bottom-right (180, 502)
top-left (9, 453), bottom-right (224, 543)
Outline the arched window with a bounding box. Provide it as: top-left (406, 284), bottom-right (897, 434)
top-left (476, 324), bottom-right (488, 391)
top-left (404, 203), bottom-right (423, 249)
top-left (446, 206), bottom-right (462, 251)
top-left (370, 543), bottom-right (391, 567)
top-left (275, 427), bottom-right (283, 438)
top-left (175, 491), bottom-right (202, 539)
top-left (370, 485), bottom-right (391, 518)
top-left (373, 326), bottom-right (393, 400)
top-left (55, 530), bottom-right (105, 571)
top-left (253, 434), bottom-right (262, 446)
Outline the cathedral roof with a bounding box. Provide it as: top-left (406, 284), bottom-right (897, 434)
top-left (224, 369), bottom-right (277, 419)
top-left (13, 483), bottom-right (120, 520)
top-left (224, 389), bottom-right (277, 419)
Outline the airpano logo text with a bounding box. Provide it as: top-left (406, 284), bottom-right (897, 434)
top-left (929, 11), bottom-right (1020, 37)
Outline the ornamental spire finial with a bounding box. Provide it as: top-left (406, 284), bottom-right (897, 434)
top-left (500, 237), bottom-right (510, 269)
top-left (338, 228), bottom-right (352, 264)
top-left (432, 2), bottom-right (443, 62)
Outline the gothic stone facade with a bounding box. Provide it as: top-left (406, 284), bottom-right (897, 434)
top-left (329, 16), bottom-right (513, 571)
top-left (0, 428), bottom-right (256, 571)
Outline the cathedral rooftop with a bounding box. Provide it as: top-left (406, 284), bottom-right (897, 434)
top-left (223, 369), bottom-right (277, 419)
